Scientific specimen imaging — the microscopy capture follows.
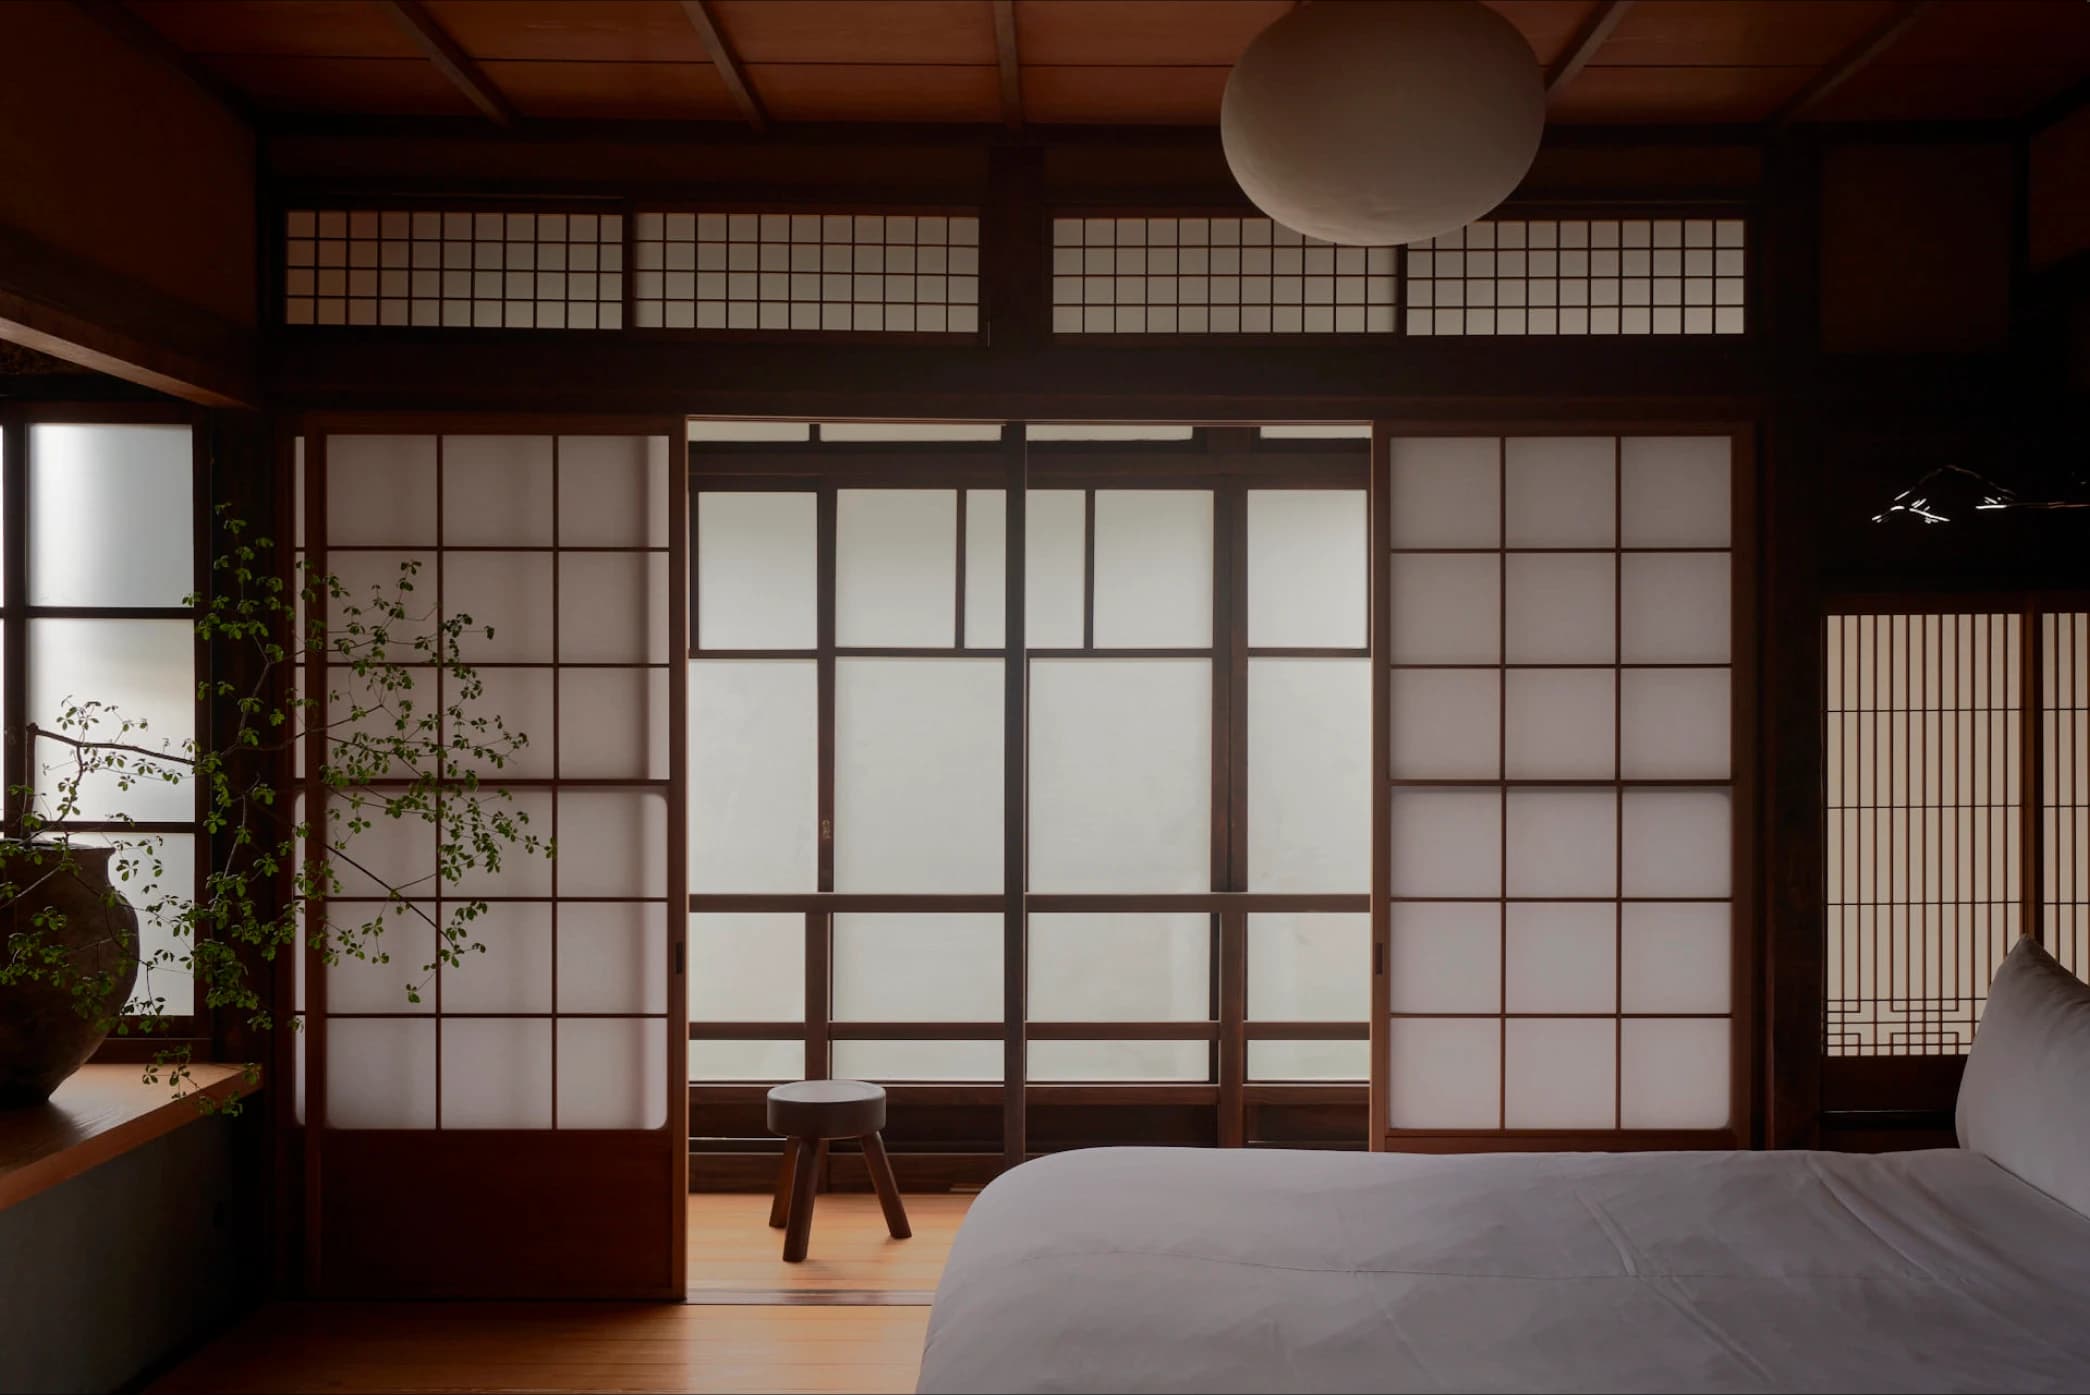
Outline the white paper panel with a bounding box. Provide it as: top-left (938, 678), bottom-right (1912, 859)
top-left (559, 903), bottom-right (668, 1014)
top-left (441, 1018), bottom-right (552, 1128)
top-left (1505, 553), bottom-right (1615, 664)
top-left (964, 489), bottom-right (1006, 648)
top-left (1025, 490), bottom-right (1086, 649)
top-left (445, 552), bottom-right (555, 662)
top-left (28, 619), bottom-right (194, 822)
top-left (1505, 1018), bottom-right (1616, 1128)
top-left (1249, 659), bottom-right (1369, 892)
top-left (821, 423), bottom-right (999, 442)
top-left (444, 666), bottom-right (555, 779)
top-left (1389, 437), bottom-right (1498, 547)
top-left (689, 661), bottom-right (817, 892)
top-left (1506, 788), bottom-right (1618, 897)
top-left (1248, 912), bottom-right (1369, 1020)
top-left (559, 553), bottom-right (669, 663)
top-left (1028, 1041), bottom-right (1206, 1082)
top-left (1622, 789), bottom-right (1731, 898)
top-left (29, 424), bottom-right (194, 606)
top-left (1621, 554), bottom-right (1730, 663)
top-left (1620, 667), bottom-right (1730, 778)
top-left (440, 436), bottom-right (554, 546)
top-left (696, 492), bottom-right (817, 649)
top-left (1092, 490), bottom-right (1212, 647)
top-left (446, 788), bottom-right (554, 898)
top-left (1620, 1017), bottom-right (1730, 1128)
top-left (689, 913), bottom-right (803, 1021)
top-left (1505, 903), bottom-right (1617, 1012)
top-left (440, 903), bottom-right (552, 1013)
top-left (1504, 436), bottom-right (1616, 548)
top-left (1388, 1017), bottom-right (1500, 1128)
top-left (326, 1018), bottom-right (436, 1128)
top-left (1504, 669), bottom-right (1615, 779)
top-left (1259, 424), bottom-right (1370, 439)
top-left (325, 435), bottom-right (437, 545)
top-left (1389, 789), bottom-right (1501, 897)
top-left (325, 550), bottom-right (439, 648)
top-left (1390, 669), bottom-right (1499, 778)
top-left (1030, 913), bottom-right (1208, 1020)
top-left (1621, 436), bottom-right (1730, 547)
top-left (1621, 903), bottom-right (1731, 1015)
top-left (834, 914), bottom-right (1001, 1021)
top-left (1247, 490), bottom-right (1368, 648)
top-left (689, 1038), bottom-right (803, 1082)
top-left (1388, 902), bottom-right (1501, 1013)
top-left (834, 659), bottom-right (1002, 892)
top-left (558, 1018), bottom-right (668, 1129)
top-left (1389, 554), bottom-right (1500, 663)
top-left (836, 490), bottom-right (957, 646)
top-left (1029, 659), bottom-right (1210, 892)
top-left (1027, 424), bottom-right (1194, 441)
top-left (558, 435), bottom-right (669, 548)
top-left (323, 908), bottom-right (434, 1014)
top-left (689, 420), bottom-right (810, 442)
top-left (325, 797), bottom-right (437, 897)
top-left (831, 1040), bottom-right (1003, 1081)
top-left (558, 790), bottom-right (668, 898)
top-left (1248, 1040), bottom-right (1369, 1080)
top-left (558, 667), bottom-right (669, 779)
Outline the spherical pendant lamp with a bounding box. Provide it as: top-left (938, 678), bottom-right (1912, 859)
top-left (1220, 0), bottom-right (1545, 246)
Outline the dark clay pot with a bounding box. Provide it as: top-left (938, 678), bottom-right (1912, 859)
top-left (0, 844), bottom-right (139, 1106)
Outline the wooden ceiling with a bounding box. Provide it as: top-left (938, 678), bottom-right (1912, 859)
top-left (119, 0), bottom-right (2090, 129)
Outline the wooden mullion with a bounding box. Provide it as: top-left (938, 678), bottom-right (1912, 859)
top-left (2, 409), bottom-right (27, 837)
top-left (1000, 423), bottom-right (1027, 1174)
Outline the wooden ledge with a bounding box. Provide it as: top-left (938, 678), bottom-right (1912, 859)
top-left (0, 1063), bottom-right (258, 1213)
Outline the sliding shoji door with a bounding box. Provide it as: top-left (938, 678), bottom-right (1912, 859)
top-left (1374, 428), bottom-right (1751, 1148)
top-left (301, 421), bottom-right (683, 1298)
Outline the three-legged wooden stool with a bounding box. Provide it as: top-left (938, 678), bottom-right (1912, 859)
top-left (766, 1079), bottom-right (911, 1263)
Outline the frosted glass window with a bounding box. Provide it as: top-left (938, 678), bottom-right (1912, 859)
top-left (1388, 1017), bottom-right (1499, 1128)
top-left (1505, 1018), bottom-right (1615, 1128)
top-left (29, 424), bottom-right (193, 605)
top-left (1092, 491), bottom-right (1212, 647)
top-left (559, 1019), bottom-right (668, 1129)
top-left (559, 553), bottom-right (668, 663)
top-left (1389, 438), bottom-right (1498, 547)
top-left (834, 914), bottom-right (1001, 1021)
top-left (325, 435), bottom-right (437, 545)
top-left (441, 1018), bottom-right (551, 1128)
top-left (1025, 490), bottom-right (1085, 648)
top-left (1621, 437), bottom-right (1730, 547)
top-left (1247, 490), bottom-right (1367, 647)
top-left (1249, 659), bottom-right (1370, 891)
top-left (445, 552), bottom-right (554, 662)
top-left (558, 436), bottom-right (669, 548)
top-left (1390, 669), bottom-right (1499, 778)
top-left (1505, 904), bottom-right (1616, 1013)
top-left (1621, 554), bottom-right (1729, 663)
top-left (440, 904), bottom-right (551, 1013)
top-left (29, 619), bottom-right (194, 822)
top-left (1029, 659), bottom-right (1210, 891)
top-left (1248, 1041), bottom-right (1369, 1080)
top-left (446, 789), bottom-right (553, 898)
top-left (1620, 1018), bottom-right (1729, 1128)
top-left (1506, 788), bottom-right (1617, 898)
top-left (689, 661), bottom-right (816, 892)
top-left (559, 903), bottom-right (667, 1014)
top-left (440, 436), bottom-right (553, 546)
top-left (1029, 1041), bottom-right (1206, 1082)
top-left (323, 911), bottom-right (434, 1014)
top-left (1620, 668), bottom-right (1730, 778)
top-left (1390, 555), bottom-right (1499, 663)
top-left (1505, 554), bottom-right (1614, 664)
top-left (445, 667), bottom-right (554, 779)
top-left (1504, 437), bottom-right (1615, 548)
top-left (964, 489), bottom-right (1006, 648)
top-left (1248, 913), bottom-right (1369, 1020)
top-left (832, 1040), bottom-right (1003, 1081)
top-left (327, 1018), bottom-right (436, 1128)
top-left (696, 493), bottom-right (816, 649)
top-left (558, 790), bottom-right (668, 898)
top-left (1390, 789), bottom-right (1500, 897)
top-left (1388, 903), bottom-right (1501, 1014)
top-left (834, 659), bottom-right (1002, 892)
top-left (559, 668), bottom-right (669, 779)
top-left (689, 913), bottom-right (803, 1021)
top-left (836, 490), bottom-right (957, 646)
top-left (1030, 913), bottom-right (1208, 1020)
top-left (689, 1039), bottom-right (803, 1082)
top-left (1504, 670), bottom-right (1615, 779)
top-left (1622, 789), bottom-right (1731, 898)
top-left (1621, 904), bottom-right (1730, 1014)
top-left (93, 834), bottom-right (196, 1015)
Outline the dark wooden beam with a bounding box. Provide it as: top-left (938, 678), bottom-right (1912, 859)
top-left (379, 0), bottom-right (515, 128)
top-left (1768, 0), bottom-right (1933, 128)
top-left (678, 0), bottom-right (768, 134)
top-left (65, 0), bottom-right (251, 125)
top-left (992, 0), bottom-right (1023, 131)
top-left (1547, 0), bottom-right (1631, 94)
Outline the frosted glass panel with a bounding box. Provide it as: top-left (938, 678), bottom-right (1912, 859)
top-left (93, 834), bottom-right (196, 1015)
top-left (440, 903), bottom-right (552, 1013)
top-left (1030, 659), bottom-right (1210, 891)
top-left (689, 662), bottom-right (817, 892)
top-left (1620, 667), bottom-right (1730, 778)
top-left (1389, 437), bottom-right (1498, 547)
top-left (440, 436), bottom-right (553, 546)
top-left (1622, 437), bottom-right (1730, 547)
top-left (324, 910), bottom-right (434, 1013)
top-left (1388, 1017), bottom-right (1499, 1128)
top-left (696, 493), bottom-right (816, 649)
top-left (1248, 1041), bottom-right (1369, 1081)
top-left (558, 1019), bottom-right (667, 1129)
top-left (836, 490), bottom-right (957, 646)
top-left (326, 435), bottom-right (437, 545)
top-left (29, 619), bottom-right (194, 822)
top-left (1504, 437), bottom-right (1615, 548)
top-left (1389, 903), bottom-right (1501, 1014)
top-left (834, 914), bottom-right (1001, 1021)
top-left (964, 489), bottom-right (1006, 648)
top-left (1029, 1041), bottom-right (1206, 1081)
top-left (445, 667), bottom-right (554, 779)
top-left (446, 789), bottom-right (553, 898)
top-left (1247, 490), bottom-right (1367, 648)
top-left (832, 1040), bottom-right (1002, 1081)
top-left (1505, 554), bottom-right (1614, 664)
top-left (1248, 659), bottom-right (1370, 892)
top-left (1621, 903), bottom-right (1730, 1014)
top-left (834, 659), bottom-right (1002, 892)
top-left (559, 553), bottom-right (668, 663)
top-left (1506, 788), bottom-right (1617, 897)
top-left (1621, 554), bottom-right (1729, 663)
top-left (558, 791), bottom-right (668, 898)
top-left (1248, 913), bottom-right (1369, 1020)
top-left (559, 903), bottom-right (668, 1014)
top-left (1026, 490), bottom-right (1085, 648)
top-left (1504, 669), bottom-right (1615, 779)
top-left (327, 1018), bottom-right (436, 1128)
top-left (1505, 1018), bottom-right (1615, 1128)
top-left (1505, 903), bottom-right (1616, 1012)
top-left (1390, 555), bottom-right (1499, 663)
top-left (1390, 669), bottom-right (1499, 778)
top-left (1390, 789), bottom-right (1500, 897)
top-left (1092, 491), bottom-right (1212, 647)
top-left (30, 424), bottom-right (193, 605)
top-left (690, 913), bottom-right (803, 1021)
top-left (1620, 1018), bottom-right (1729, 1128)
top-left (689, 1039), bottom-right (803, 1082)
top-left (1622, 789), bottom-right (1731, 898)
top-left (1030, 913), bottom-right (1208, 1020)
top-left (445, 552), bottom-right (555, 661)
top-left (559, 667), bottom-right (669, 779)
top-left (441, 1018), bottom-right (552, 1128)
top-left (559, 436), bottom-right (669, 548)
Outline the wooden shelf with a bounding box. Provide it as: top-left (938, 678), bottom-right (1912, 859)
top-left (0, 1062), bottom-right (257, 1212)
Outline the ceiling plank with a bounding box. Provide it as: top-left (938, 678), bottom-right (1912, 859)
top-left (65, 0), bottom-right (252, 125)
top-left (1767, 0), bottom-right (1934, 127)
top-left (379, 0), bottom-right (517, 127)
top-left (678, 0), bottom-right (769, 132)
top-left (1547, 1), bottom-right (1633, 94)
top-left (992, 0), bottom-right (1022, 130)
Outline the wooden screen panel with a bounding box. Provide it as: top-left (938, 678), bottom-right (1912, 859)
top-left (2043, 613), bottom-right (2089, 978)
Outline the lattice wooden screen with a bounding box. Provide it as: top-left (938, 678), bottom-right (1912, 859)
top-left (2044, 612), bottom-right (2089, 978)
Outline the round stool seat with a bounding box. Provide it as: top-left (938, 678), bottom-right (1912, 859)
top-left (767, 1079), bottom-right (886, 1140)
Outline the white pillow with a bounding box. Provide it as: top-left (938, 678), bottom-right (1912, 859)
top-left (1957, 936), bottom-right (2090, 1217)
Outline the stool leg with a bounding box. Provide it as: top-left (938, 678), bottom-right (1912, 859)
top-left (768, 1138), bottom-right (799, 1229)
top-left (781, 1138), bottom-right (825, 1263)
top-left (862, 1130), bottom-right (912, 1240)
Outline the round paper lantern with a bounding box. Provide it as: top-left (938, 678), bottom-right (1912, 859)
top-left (1221, 0), bottom-right (1545, 246)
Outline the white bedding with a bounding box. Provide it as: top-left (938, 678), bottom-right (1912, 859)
top-left (917, 1146), bottom-right (2090, 1394)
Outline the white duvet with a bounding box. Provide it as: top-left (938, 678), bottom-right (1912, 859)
top-left (918, 1146), bottom-right (2090, 1394)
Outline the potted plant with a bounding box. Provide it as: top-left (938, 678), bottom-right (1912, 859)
top-left (0, 509), bottom-right (549, 1106)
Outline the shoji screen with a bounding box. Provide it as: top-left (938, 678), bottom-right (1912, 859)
top-left (2044, 612), bottom-right (2088, 978)
top-left (1379, 432), bottom-right (1744, 1142)
top-left (302, 424), bottom-right (682, 1298)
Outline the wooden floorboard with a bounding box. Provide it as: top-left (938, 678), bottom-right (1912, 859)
top-left (684, 1191), bottom-right (970, 1296)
